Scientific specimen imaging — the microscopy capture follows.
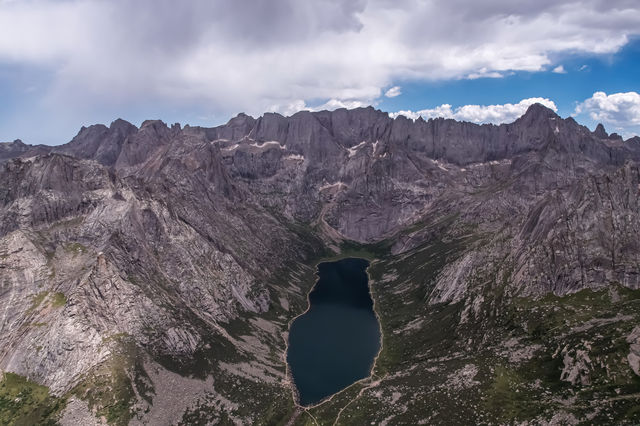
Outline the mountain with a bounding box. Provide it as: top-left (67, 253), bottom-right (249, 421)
top-left (1, 105), bottom-right (639, 425)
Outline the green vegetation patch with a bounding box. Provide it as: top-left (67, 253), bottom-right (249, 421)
top-left (27, 291), bottom-right (67, 314)
top-left (483, 365), bottom-right (541, 423)
top-left (27, 291), bottom-right (49, 313)
top-left (338, 238), bottom-right (391, 260)
top-left (73, 335), bottom-right (153, 426)
top-left (51, 292), bottom-right (67, 308)
top-left (0, 372), bottom-right (66, 426)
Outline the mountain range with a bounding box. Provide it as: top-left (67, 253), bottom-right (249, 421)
top-left (1, 104), bottom-right (639, 425)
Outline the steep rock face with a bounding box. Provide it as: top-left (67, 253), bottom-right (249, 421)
top-left (516, 164), bottom-right (640, 294)
top-left (115, 120), bottom-right (176, 170)
top-left (55, 119), bottom-right (138, 167)
top-left (0, 151), bottom-right (303, 400)
top-left (0, 154), bottom-right (116, 237)
top-left (9, 104), bottom-right (637, 244)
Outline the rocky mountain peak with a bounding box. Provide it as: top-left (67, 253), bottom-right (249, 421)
top-left (0, 140), bottom-right (26, 158)
top-left (110, 118), bottom-right (137, 132)
top-left (594, 123), bottom-right (608, 138)
top-left (609, 132), bottom-right (623, 141)
top-left (140, 119), bottom-right (168, 130)
top-left (520, 102), bottom-right (559, 122)
top-left (227, 112), bottom-right (256, 127)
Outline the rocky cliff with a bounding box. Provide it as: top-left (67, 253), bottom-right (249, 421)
top-left (1, 105), bottom-right (639, 425)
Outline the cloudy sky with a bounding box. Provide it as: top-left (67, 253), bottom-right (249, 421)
top-left (1, 0), bottom-right (639, 145)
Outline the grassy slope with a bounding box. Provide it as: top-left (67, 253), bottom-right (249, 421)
top-left (295, 222), bottom-right (640, 424)
top-left (0, 372), bottom-right (66, 426)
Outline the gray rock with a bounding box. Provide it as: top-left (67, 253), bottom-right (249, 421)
top-left (2, 104), bottom-right (640, 424)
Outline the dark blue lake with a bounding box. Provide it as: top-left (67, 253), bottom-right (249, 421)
top-left (287, 257), bottom-right (381, 406)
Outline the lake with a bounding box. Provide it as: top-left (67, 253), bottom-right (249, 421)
top-left (287, 257), bottom-right (382, 406)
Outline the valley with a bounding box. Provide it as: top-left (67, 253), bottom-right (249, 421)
top-left (1, 105), bottom-right (640, 424)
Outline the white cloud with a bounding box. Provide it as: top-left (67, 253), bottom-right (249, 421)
top-left (269, 98), bottom-right (371, 116)
top-left (392, 98), bottom-right (558, 124)
top-left (467, 70), bottom-right (504, 79)
top-left (0, 0), bottom-right (639, 127)
top-left (552, 65), bottom-right (567, 74)
top-left (385, 86), bottom-right (402, 98)
top-left (267, 100), bottom-right (309, 117)
top-left (575, 92), bottom-right (640, 136)
top-left (393, 104), bottom-right (454, 121)
top-left (314, 99), bottom-right (371, 111)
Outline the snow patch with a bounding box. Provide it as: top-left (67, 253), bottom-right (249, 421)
top-left (467, 158), bottom-right (512, 168)
top-left (221, 144), bottom-right (240, 152)
top-left (347, 140), bottom-right (367, 157)
top-left (433, 159), bottom-right (448, 171)
top-left (319, 181), bottom-right (346, 191)
top-left (250, 141), bottom-right (285, 149)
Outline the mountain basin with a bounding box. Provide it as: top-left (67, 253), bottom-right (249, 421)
top-left (286, 257), bottom-right (382, 406)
